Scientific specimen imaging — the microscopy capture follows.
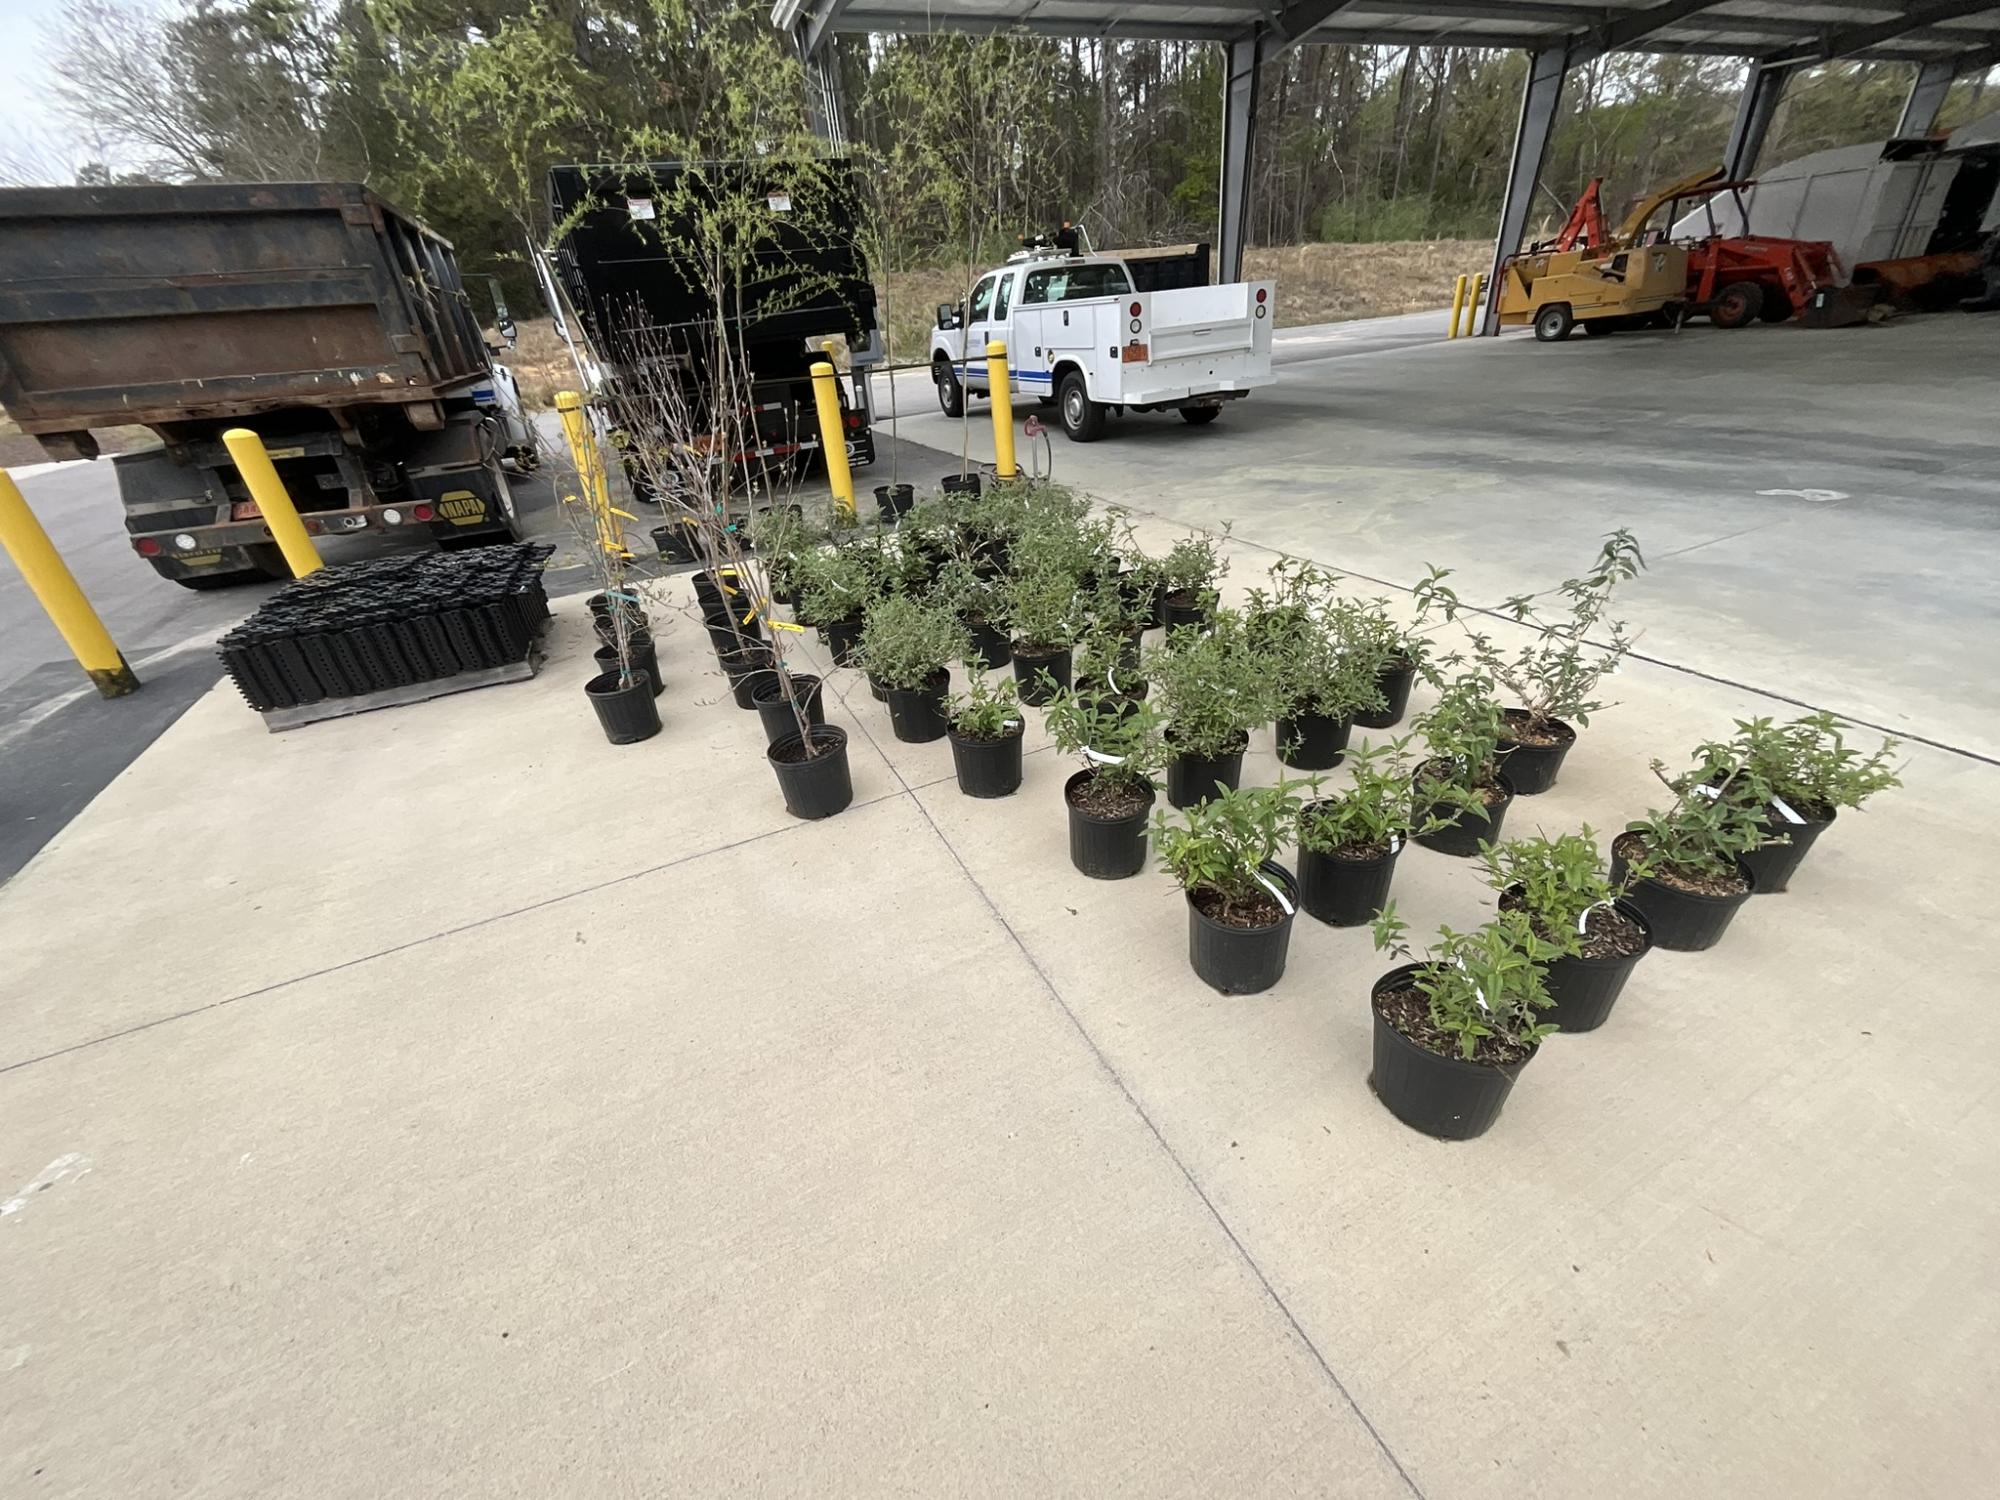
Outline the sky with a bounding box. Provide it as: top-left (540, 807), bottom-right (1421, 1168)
top-left (0, 0), bottom-right (167, 182)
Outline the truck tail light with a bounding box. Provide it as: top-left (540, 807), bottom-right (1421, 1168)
top-left (845, 412), bottom-right (861, 428)
top-left (305, 517), bottom-right (326, 535)
top-left (1256, 287), bottom-right (1268, 304)
top-left (413, 504), bottom-right (436, 522)
top-left (1129, 301), bottom-right (1142, 318)
top-left (134, 537), bottom-right (161, 556)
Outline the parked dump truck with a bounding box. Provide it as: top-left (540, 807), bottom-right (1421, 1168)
top-left (0, 183), bottom-right (536, 589)
top-left (547, 159), bottom-right (880, 487)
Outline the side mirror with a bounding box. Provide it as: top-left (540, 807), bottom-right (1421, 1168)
top-left (936, 302), bottom-right (961, 331)
top-left (498, 315), bottom-right (519, 349)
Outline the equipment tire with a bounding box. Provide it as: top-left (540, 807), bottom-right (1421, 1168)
top-left (1533, 303), bottom-right (1575, 342)
top-left (1180, 406), bottom-right (1221, 425)
top-left (1581, 319), bottom-right (1619, 337)
top-left (1057, 369), bottom-right (1105, 442)
top-left (934, 358), bottom-right (965, 418)
top-left (1757, 285), bottom-right (1795, 323)
top-left (1710, 280), bottom-right (1763, 329)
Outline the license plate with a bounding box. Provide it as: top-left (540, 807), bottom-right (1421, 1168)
top-left (230, 500), bottom-right (262, 521)
top-left (1121, 343), bottom-right (1149, 364)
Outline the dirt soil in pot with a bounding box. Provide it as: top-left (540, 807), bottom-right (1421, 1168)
top-left (1375, 982), bottom-right (1535, 1066)
top-left (1191, 885), bottom-right (1285, 929)
top-left (1068, 773), bottom-right (1151, 819)
top-left (1500, 890), bottom-right (1647, 959)
top-left (1500, 710), bottom-right (1574, 747)
top-left (1614, 831), bottom-right (1751, 897)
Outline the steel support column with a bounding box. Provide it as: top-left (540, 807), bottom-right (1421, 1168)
top-left (1218, 33), bottom-right (1264, 285)
top-left (1725, 64), bottom-right (1791, 180)
top-left (1897, 58), bottom-right (1958, 136)
top-left (800, 33), bottom-right (847, 146)
top-left (1481, 45), bottom-right (1568, 335)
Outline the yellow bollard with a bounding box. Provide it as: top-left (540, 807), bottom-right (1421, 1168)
top-left (985, 340), bottom-right (1017, 480)
top-left (553, 390), bottom-right (621, 555)
top-left (809, 361), bottom-right (856, 524)
top-left (0, 470), bottom-right (140, 698)
top-left (1461, 273), bottom-right (1488, 338)
top-left (222, 428), bottom-right (322, 578)
top-left (1448, 275), bottom-right (1468, 338)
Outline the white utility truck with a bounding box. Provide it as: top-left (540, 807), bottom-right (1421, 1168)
top-left (928, 247), bottom-right (1276, 442)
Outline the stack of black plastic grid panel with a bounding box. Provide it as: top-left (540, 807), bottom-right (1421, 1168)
top-left (217, 543), bottom-right (555, 713)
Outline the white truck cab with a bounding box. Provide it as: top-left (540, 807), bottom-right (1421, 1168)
top-left (929, 250), bottom-right (1276, 441)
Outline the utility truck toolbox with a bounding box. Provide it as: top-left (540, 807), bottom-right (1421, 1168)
top-left (930, 246), bottom-right (1275, 442)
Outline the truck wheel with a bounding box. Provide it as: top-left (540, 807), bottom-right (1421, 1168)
top-left (1758, 285), bottom-right (1795, 323)
top-left (934, 358), bottom-right (964, 418)
top-left (1709, 281), bottom-right (1763, 329)
top-left (1533, 304), bottom-right (1575, 342)
top-left (155, 561), bottom-right (266, 591)
top-left (1179, 406), bottom-right (1221, 426)
top-left (1057, 370), bottom-right (1104, 442)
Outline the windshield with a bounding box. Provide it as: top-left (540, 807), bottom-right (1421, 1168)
top-left (1022, 262), bottom-right (1132, 304)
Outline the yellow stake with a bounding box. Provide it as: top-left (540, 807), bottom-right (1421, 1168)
top-left (554, 390), bottom-right (621, 555)
top-left (1448, 275), bottom-right (1469, 338)
top-left (222, 428), bottom-right (322, 578)
top-left (0, 469), bottom-right (140, 698)
top-left (986, 339), bottom-right (1017, 480)
top-left (1462, 273), bottom-right (1489, 338)
top-left (809, 361), bottom-right (856, 524)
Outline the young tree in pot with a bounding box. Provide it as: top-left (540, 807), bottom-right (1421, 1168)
top-left (857, 593), bottom-right (967, 743)
top-left (1480, 830), bottom-right (1652, 1033)
top-left (1614, 744), bottom-right (1771, 950)
top-left (1411, 673), bottom-right (1515, 855)
top-left (1295, 738), bottom-right (1450, 926)
top-left (1047, 690), bottom-right (1168, 880)
top-left (561, 437), bottom-right (661, 745)
top-left (1155, 779), bottom-right (1309, 995)
top-left (1725, 713), bottom-right (1902, 893)
top-left (1414, 531), bottom-right (1644, 794)
top-left (946, 666), bottom-right (1026, 798)
top-left (1003, 564), bottom-right (1080, 706)
top-left (1158, 529), bottom-right (1228, 631)
top-left (1368, 908), bottom-right (1562, 1140)
top-left (1151, 611), bottom-right (1272, 808)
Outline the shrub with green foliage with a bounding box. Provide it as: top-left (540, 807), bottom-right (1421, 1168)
top-left (948, 667), bottom-right (1024, 739)
top-left (1372, 907), bottom-right (1561, 1059)
top-left (1412, 671), bottom-right (1509, 818)
top-left (1003, 565), bottom-right (1081, 650)
top-left (1159, 528), bottom-right (1228, 604)
top-left (1625, 742), bottom-right (1773, 882)
top-left (1047, 689), bottom-right (1167, 799)
top-left (792, 537), bottom-right (886, 624)
top-left (857, 594), bottom-right (967, 690)
top-left (1479, 830), bottom-right (1621, 956)
top-left (1153, 780), bottom-right (1311, 917)
top-left (1296, 738), bottom-right (1444, 856)
top-left (1148, 610), bottom-right (1273, 759)
top-left (1726, 713), bottom-right (1901, 819)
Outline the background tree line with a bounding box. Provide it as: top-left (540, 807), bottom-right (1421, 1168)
top-left (23, 0), bottom-right (1996, 303)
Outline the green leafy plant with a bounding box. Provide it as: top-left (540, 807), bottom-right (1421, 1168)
top-left (1371, 907), bottom-right (1561, 1059)
top-left (1153, 779), bottom-right (1312, 919)
top-left (1245, 558), bottom-right (1380, 727)
top-left (1624, 741), bottom-right (1773, 883)
top-left (1479, 830), bottom-right (1621, 956)
top-left (1046, 688), bottom-right (1166, 800)
top-left (1335, 596), bottom-right (1427, 700)
top-left (1727, 712), bottom-right (1902, 819)
top-left (1003, 564), bottom-right (1081, 651)
top-left (948, 667), bottom-right (1024, 740)
top-left (1295, 738), bottom-right (1449, 856)
top-left (857, 594), bottom-right (967, 690)
top-left (1159, 527), bottom-right (1229, 606)
top-left (1412, 671), bottom-right (1509, 821)
top-left (1148, 609), bottom-right (1273, 759)
top-left (1414, 531), bottom-right (1644, 736)
top-left (791, 537), bottom-right (885, 626)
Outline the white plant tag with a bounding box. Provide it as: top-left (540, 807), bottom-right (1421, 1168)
top-left (625, 197), bottom-right (656, 221)
top-left (1082, 747), bottom-right (1126, 765)
top-left (1577, 898), bottom-right (1613, 935)
top-left (1388, 835), bottom-right (1403, 854)
top-left (1452, 955), bottom-right (1491, 1012)
top-left (1771, 795), bottom-right (1807, 825)
top-left (1255, 871), bottom-right (1296, 916)
top-left (1692, 782), bottom-right (1721, 800)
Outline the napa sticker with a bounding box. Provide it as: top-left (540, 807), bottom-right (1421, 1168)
top-left (437, 490), bottom-right (488, 526)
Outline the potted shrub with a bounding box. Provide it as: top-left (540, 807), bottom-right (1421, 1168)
top-left (1480, 831), bottom-right (1652, 1033)
top-left (946, 667), bottom-right (1026, 798)
top-left (1410, 673), bottom-right (1515, 856)
top-left (1157, 529), bottom-right (1228, 631)
top-left (1294, 739), bottom-right (1449, 926)
top-left (1252, 560), bottom-right (1377, 769)
top-left (791, 539), bottom-right (883, 664)
top-left (1724, 712), bottom-right (1901, 893)
top-left (1341, 598), bottom-right (1427, 729)
top-left (1150, 611), bottom-right (1272, 808)
top-left (857, 594), bottom-right (965, 743)
top-left (1614, 745), bottom-right (1770, 950)
top-left (1155, 780), bottom-right (1307, 995)
top-left (1003, 564), bottom-right (1079, 706)
top-left (1368, 908), bottom-right (1561, 1140)
top-left (1414, 531), bottom-right (1643, 794)
top-left (1046, 690), bottom-right (1168, 879)
top-left (1072, 619), bottom-right (1149, 720)
top-left (930, 556), bottom-right (1011, 668)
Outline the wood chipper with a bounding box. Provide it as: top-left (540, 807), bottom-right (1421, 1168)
top-left (1494, 240), bottom-right (1690, 341)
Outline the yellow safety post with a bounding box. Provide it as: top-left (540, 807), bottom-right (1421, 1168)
top-left (553, 389), bottom-right (625, 557)
top-left (0, 470), bottom-right (140, 698)
top-left (221, 428), bottom-right (322, 578)
top-left (809, 360), bottom-right (856, 524)
top-left (985, 339), bottom-right (1017, 480)
top-left (1448, 275), bottom-right (1469, 338)
top-left (1460, 273), bottom-right (1489, 338)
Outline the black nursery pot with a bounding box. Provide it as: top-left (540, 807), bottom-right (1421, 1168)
top-left (718, 645), bottom-right (776, 710)
top-left (1160, 591), bottom-right (1212, 633)
top-left (1355, 657), bottom-right (1417, 729)
top-left (767, 725), bottom-right (854, 820)
top-left (1166, 732), bottom-right (1247, 809)
top-left (585, 669), bottom-right (661, 745)
top-left (1297, 832), bottom-right (1400, 927)
top-left (751, 673), bottom-right (824, 747)
top-left (883, 668), bottom-right (951, 743)
top-left (1276, 708), bottom-right (1353, 770)
top-left (1610, 836), bottom-right (1757, 952)
top-left (875, 483), bottom-right (916, 522)
top-left (940, 472), bottom-right (982, 496)
top-left (1497, 712), bottom-right (1576, 796)
top-left (1370, 964), bottom-right (1535, 1140)
top-left (593, 636), bottom-right (662, 698)
top-left (653, 523), bottom-right (699, 564)
top-left (948, 719), bottom-right (1025, 798)
top-left (1539, 898), bottom-right (1653, 1033)
top-left (1740, 803), bottom-right (1835, 894)
top-left (1065, 768), bottom-right (1155, 880)
top-left (691, 569), bottom-right (747, 618)
top-left (593, 609), bottom-right (650, 646)
top-left (820, 615), bottom-right (864, 668)
top-left (964, 616), bottom-right (1013, 669)
top-left (1413, 772), bottom-right (1515, 857)
top-left (704, 612), bottom-right (765, 658)
top-left (1187, 862), bottom-right (1298, 996)
top-left (1012, 643), bottom-right (1073, 705)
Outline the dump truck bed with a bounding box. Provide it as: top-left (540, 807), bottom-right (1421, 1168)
top-left (0, 182), bottom-right (489, 452)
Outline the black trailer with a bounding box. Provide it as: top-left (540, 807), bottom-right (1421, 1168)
top-left (0, 182), bottom-right (537, 588)
top-left (548, 160), bottom-right (880, 480)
